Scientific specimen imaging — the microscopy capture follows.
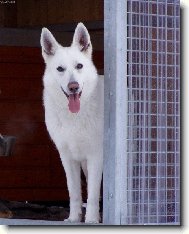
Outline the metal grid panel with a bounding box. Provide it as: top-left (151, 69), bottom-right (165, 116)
top-left (126, 0), bottom-right (180, 225)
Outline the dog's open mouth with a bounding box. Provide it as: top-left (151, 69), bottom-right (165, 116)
top-left (61, 87), bottom-right (82, 113)
top-left (68, 92), bottom-right (82, 113)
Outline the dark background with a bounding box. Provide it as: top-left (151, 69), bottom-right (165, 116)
top-left (0, 0), bottom-right (103, 202)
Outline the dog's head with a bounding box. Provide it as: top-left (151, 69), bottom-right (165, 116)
top-left (40, 23), bottom-right (98, 113)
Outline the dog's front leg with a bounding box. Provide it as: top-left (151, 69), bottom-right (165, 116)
top-left (61, 157), bottom-right (82, 223)
top-left (85, 157), bottom-right (103, 223)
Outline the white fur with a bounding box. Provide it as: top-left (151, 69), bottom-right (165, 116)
top-left (40, 23), bottom-right (104, 223)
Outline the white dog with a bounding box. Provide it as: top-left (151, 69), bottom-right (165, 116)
top-left (40, 23), bottom-right (104, 223)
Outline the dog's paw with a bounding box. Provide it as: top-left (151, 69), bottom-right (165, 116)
top-left (85, 210), bottom-right (100, 224)
top-left (64, 218), bottom-right (79, 223)
top-left (64, 218), bottom-right (76, 223)
top-left (85, 219), bottom-right (99, 224)
top-left (85, 215), bottom-right (99, 224)
top-left (64, 214), bottom-right (82, 223)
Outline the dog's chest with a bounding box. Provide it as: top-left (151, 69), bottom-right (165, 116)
top-left (60, 108), bottom-right (101, 139)
top-left (56, 109), bottom-right (102, 160)
top-left (47, 101), bottom-right (103, 148)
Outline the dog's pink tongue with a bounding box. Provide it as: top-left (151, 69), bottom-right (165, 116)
top-left (68, 94), bottom-right (80, 113)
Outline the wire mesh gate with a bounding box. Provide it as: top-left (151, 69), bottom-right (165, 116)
top-left (103, 0), bottom-right (180, 225)
top-left (126, 0), bottom-right (180, 225)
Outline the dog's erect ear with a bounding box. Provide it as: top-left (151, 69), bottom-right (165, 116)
top-left (40, 28), bottom-right (58, 58)
top-left (72, 23), bottom-right (92, 58)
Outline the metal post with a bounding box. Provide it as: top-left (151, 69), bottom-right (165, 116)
top-left (103, 0), bottom-right (127, 225)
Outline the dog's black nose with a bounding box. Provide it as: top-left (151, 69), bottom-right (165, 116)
top-left (68, 82), bottom-right (79, 93)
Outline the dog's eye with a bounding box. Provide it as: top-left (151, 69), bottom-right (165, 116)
top-left (57, 66), bottom-right (65, 72)
top-left (76, 63), bottom-right (83, 69)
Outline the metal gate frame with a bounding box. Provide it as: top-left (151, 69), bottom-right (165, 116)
top-left (103, 0), bottom-right (127, 225)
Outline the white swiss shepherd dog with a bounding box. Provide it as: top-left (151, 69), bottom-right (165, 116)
top-left (40, 23), bottom-right (104, 223)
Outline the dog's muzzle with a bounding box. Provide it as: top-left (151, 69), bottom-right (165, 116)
top-left (61, 86), bottom-right (82, 99)
top-left (61, 85), bottom-right (82, 113)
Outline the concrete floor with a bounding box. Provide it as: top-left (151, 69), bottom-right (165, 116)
top-left (0, 218), bottom-right (98, 226)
